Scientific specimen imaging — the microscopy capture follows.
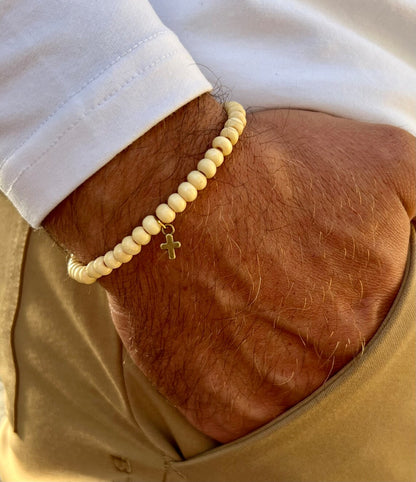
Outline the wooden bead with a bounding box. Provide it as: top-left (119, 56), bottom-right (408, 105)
top-left (225, 117), bottom-right (244, 135)
top-left (168, 193), bottom-right (187, 213)
top-left (132, 226), bottom-right (151, 245)
top-left (67, 262), bottom-right (78, 278)
top-left (212, 136), bottom-right (233, 156)
top-left (87, 260), bottom-right (102, 279)
top-left (220, 126), bottom-right (239, 145)
top-left (178, 182), bottom-right (198, 202)
top-left (156, 203), bottom-right (176, 223)
top-left (93, 256), bottom-right (112, 276)
top-left (113, 243), bottom-right (133, 263)
top-left (197, 158), bottom-right (217, 178)
top-left (67, 256), bottom-right (76, 267)
top-left (228, 110), bottom-right (246, 127)
top-left (69, 263), bottom-right (81, 279)
top-left (73, 266), bottom-right (85, 282)
top-left (68, 262), bottom-right (97, 285)
top-left (224, 101), bottom-right (246, 115)
top-left (78, 267), bottom-right (96, 285)
top-left (204, 147), bottom-right (224, 167)
top-left (104, 251), bottom-right (122, 269)
top-left (67, 257), bottom-right (78, 272)
top-left (121, 236), bottom-right (142, 255)
top-left (187, 170), bottom-right (207, 190)
top-left (142, 215), bottom-right (161, 235)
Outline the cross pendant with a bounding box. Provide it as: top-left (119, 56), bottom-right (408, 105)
top-left (160, 232), bottom-right (181, 260)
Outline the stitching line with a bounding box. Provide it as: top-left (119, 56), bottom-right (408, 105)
top-left (1, 30), bottom-right (168, 168)
top-left (6, 49), bottom-right (178, 194)
top-left (163, 456), bottom-right (187, 482)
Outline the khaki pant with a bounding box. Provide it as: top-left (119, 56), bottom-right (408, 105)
top-left (0, 194), bottom-right (415, 482)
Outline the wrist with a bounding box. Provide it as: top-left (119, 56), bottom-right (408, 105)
top-left (43, 94), bottom-right (225, 261)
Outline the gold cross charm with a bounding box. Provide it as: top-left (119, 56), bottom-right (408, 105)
top-left (160, 224), bottom-right (181, 260)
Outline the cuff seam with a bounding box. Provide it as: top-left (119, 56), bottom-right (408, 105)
top-left (1, 29), bottom-right (169, 169)
top-left (6, 47), bottom-right (180, 196)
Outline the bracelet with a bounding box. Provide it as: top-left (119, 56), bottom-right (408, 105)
top-left (68, 101), bottom-right (247, 284)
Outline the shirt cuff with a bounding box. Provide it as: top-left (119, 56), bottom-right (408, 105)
top-left (0, 4), bottom-right (211, 227)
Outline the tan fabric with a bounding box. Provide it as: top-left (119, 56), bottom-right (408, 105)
top-left (0, 193), bottom-right (415, 482)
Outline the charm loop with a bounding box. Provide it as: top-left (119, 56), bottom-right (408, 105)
top-left (161, 224), bottom-right (175, 236)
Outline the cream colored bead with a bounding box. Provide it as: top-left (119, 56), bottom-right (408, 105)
top-left (220, 126), bottom-right (239, 145)
top-left (76, 269), bottom-right (87, 283)
top-left (228, 110), bottom-right (247, 126)
top-left (156, 203), bottom-right (176, 223)
top-left (78, 267), bottom-right (96, 285)
top-left (212, 136), bottom-right (233, 156)
top-left (225, 117), bottom-right (244, 135)
top-left (204, 148), bottom-right (224, 167)
top-left (87, 260), bottom-right (102, 279)
top-left (132, 226), bottom-right (151, 245)
top-left (168, 193), bottom-right (187, 213)
top-left (224, 101), bottom-right (246, 115)
top-left (113, 243), bottom-right (133, 263)
top-left (67, 262), bottom-right (78, 278)
top-left (104, 250), bottom-right (122, 269)
top-left (69, 263), bottom-right (81, 278)
top-left (69, 263), bottom-right (81, 279)
top-left (67, 257), bottom-right (78, 271)
top-left (177, 182), bottom-right (198, 202)
top-left (197, 158), bottom-right (217, 179)
top-left (69, 256), bottom-right (82, 267)
top-left (187, 170), bottom-right (207, 190)
top-left (68, 256), bottom-right (80, 273)
top-left (73, 266), bottom-right (85, 282)
top-left (142, 215), bottom-right (161, 235)
top-left (121, 236), bottom-right (142, 255)
top-left (94, 256), bottom-right (112, 276)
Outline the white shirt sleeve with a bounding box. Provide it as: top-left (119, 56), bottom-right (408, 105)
top-left (0, 0), bottom-right (212, 227)
top-left (153, 0), bottom-right (416, 138)
top-left (2, 1), bottom-right (415, 228)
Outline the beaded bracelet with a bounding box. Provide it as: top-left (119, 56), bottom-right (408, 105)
top-left (68, 101), bottom-right (247, 284)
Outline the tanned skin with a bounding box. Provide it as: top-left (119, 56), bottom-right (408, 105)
top-left (44, 94), bottom-right (415, 443)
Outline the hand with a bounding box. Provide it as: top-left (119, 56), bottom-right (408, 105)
top-left (44, 98), bottom-right (416, 443)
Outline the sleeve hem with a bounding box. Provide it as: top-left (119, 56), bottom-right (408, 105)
top-left (2, 30), bottom-right (211, 227)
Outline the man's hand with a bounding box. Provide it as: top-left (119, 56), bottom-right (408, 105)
top-left (44, 97), bottom-right (416, 443)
